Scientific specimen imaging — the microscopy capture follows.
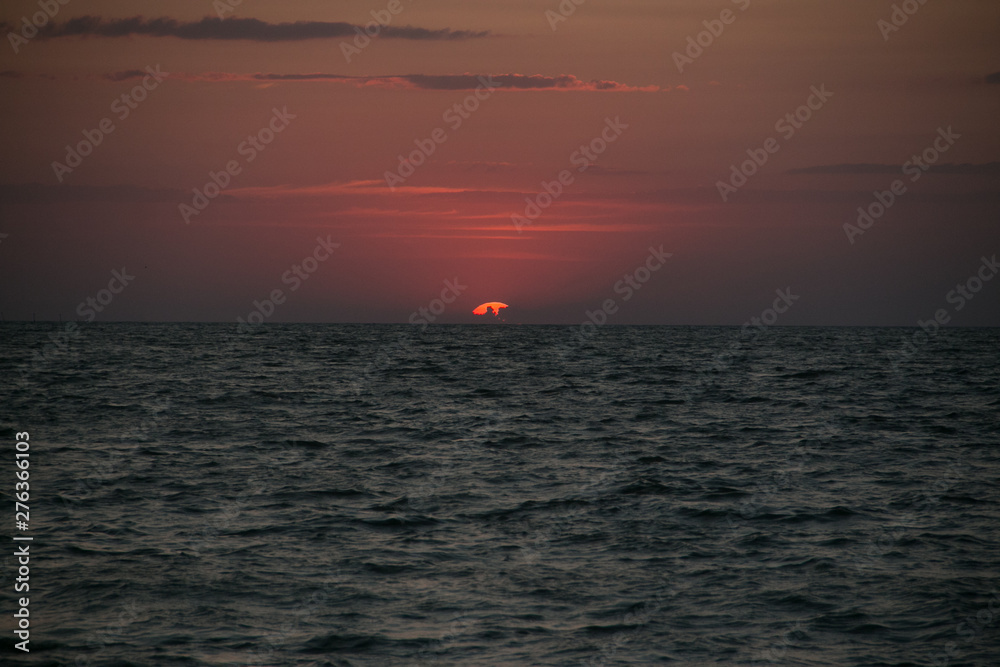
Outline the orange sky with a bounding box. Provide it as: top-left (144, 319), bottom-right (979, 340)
top-left (1, 0), bottom-right (998, 324)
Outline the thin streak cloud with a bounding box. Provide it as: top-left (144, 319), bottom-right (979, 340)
top-left (787, 162), bottom-right (1000, 175)
top-left (115, 71), bottom-right (664, 92)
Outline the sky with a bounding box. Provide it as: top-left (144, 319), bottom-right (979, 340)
top-left (0, 0), bottom-right (998, 325)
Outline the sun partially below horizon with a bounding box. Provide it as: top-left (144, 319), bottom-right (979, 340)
top-left (472, 302), bottom-right (509, 316)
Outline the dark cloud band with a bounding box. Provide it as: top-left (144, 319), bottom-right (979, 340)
top-left (155, 71), bottom-right (662, 92)
top-left (21, 16), bottom-right (488, 42)
top-left (788, 162), bottom-right (1000, 175)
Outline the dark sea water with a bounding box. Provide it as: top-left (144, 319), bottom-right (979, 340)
top-left (1, 323), bottom-right (999, 666)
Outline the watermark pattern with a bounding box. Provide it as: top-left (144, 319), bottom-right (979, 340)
top-left (76, 268), bottom-right (136, 322)
top-left (722, 423), bottom-right (826, 533)
top-left (408, 278), bottom-right (467, 329)
top-left (12, 431), bottom-right (31, 653)
top-left (885, 253), bottom-right (997, 374)
top-left (234, 236), bottom-right (340, 332)
top-left (13, 267), bottom-right (138, 388)
top-left (843, 126), bottom-right (960, 244)
top-left (213, 0), bottom-right (242, 19)
top-left (340, 0), bottom-right (414, 62)
top-left (51, 65), bottom-right (168, 182)
top-left (850, 450), bottom-right (967, 571)
top-left (6, 0), bottom-right (72, 54)
top-left (74, 596), bottom-right (148, 667)
top-left (716, 85), bottom-right (833, 202)
top-left (384, 78), bottom-right (500, 190)
top-left (179, 106), bottom-right (296, 223)
top-left (412, 613), bottom-right (473, 664)
top-left (584, 578), bottom-right (674, 666)
top-left (350, 277), bottom-right (467, 396)
top-left (684, 287), bottom-right (800, 402)
top-left (672, 0), bottom-right (752, 73)
top-left (740, 620), bottom-right (806, 665)
top-left (878, 0), bottom-right (933, 41)
top-left (930, 587), bottom-right (1000, 667)
top-left (240, 578), bottom-right (345, 666)
top-left (512, 116), bottom-right (629, 233)
top-left (60, 398), bottom-right (171, 507)
top-left (545, 0), bottom-right (588, 31)
top-left (402, 402), bottom-right (518, 515)
top-left (177, 456), bottom-right (298, 564)
top-left (554, 244), bottom-right (671, 359)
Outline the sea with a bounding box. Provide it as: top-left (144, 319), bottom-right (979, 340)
top-left (1, 323), bottom-right (998, 666)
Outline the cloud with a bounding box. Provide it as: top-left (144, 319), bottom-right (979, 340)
top-left (0, 183), bottom-right (189, 204)
top-left (0, 70), bottom-right (22, 78)
top-left (105, 69), bottom-right (148, 82)
top-left (400, 73), bottom-right (660, 92)
top-left (444, 161), bottom-right (518, 172)
top-left (26, 15), bottom-right (488, 42)
top-left (987, 72), bottom-right (1000, 84)
top-left (225, 181), bottom-right (492, 199)
top-left (788, 164), bottom-right (905, 175)
top-left (166, 71), bottom-right (663, 92)
top-left (787, 162), bottom-right (1000, 175)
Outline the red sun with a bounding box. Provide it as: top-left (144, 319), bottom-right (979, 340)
top-left (473, 302), bottom-right (509, 316)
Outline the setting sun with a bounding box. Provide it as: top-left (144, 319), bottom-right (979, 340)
top-left (473, 302), bottom-right (509, 316)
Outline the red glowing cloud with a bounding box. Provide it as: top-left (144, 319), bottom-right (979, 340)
top-left (473, 302), bottom-right (509, 316)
